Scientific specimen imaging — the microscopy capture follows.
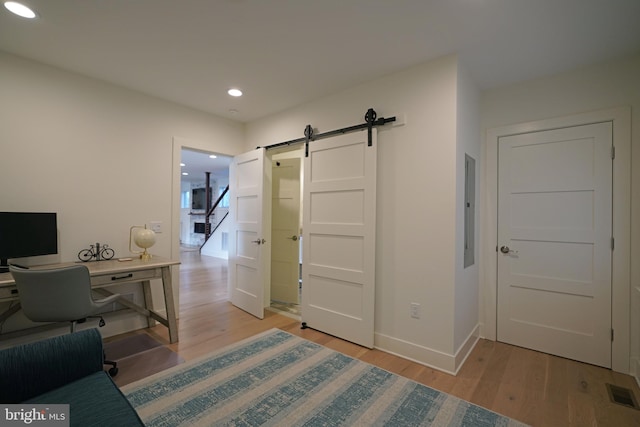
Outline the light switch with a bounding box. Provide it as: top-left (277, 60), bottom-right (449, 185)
top-left (150, 221), bottom-right (162, 233)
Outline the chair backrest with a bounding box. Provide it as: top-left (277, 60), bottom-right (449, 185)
top-left (10, 265), bottom-right (101, 322)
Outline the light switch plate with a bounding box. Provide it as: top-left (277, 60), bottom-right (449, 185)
top-left (149, 221), bottom-right (162, 233)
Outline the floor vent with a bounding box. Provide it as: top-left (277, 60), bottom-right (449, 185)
top-left (606, 383), bottom-right (639, 410)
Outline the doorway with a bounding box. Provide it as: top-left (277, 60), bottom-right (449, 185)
top-left (268, 149), bottom-right (303, 318)
top-left (229, 130), bottom-right (378, 349)
top-left (484, 107), bottom-right (631, 373)
top-left (179, 148), bottom-right (231, 257)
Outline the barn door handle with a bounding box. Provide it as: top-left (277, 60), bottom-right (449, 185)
top-left (287, 235), bottom-right (298, 241)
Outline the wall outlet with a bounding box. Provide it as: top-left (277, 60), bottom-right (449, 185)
top-left (149, 221), bottom-right (162, 233)
top-left (410, 302), bottom-right (420, 319)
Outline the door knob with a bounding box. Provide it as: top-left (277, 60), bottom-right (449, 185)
top-left (287, 235), bottom-right (298, 241)
top-left (500, 245), bottom-right (518, 254)
top-left (251, 238), bottom-right (266, 245)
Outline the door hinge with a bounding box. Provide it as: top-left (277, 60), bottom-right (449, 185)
top-left (611, 146), bottom-right (616, 159)
top-left (611, 237), bottom-right (615, 251)
top-left (611, 328), bottom-right (614, 342)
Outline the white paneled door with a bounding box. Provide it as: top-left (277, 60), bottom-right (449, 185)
top-left (302, 130), bottom-right (377, 348)
top-left (497, 122), bottom-right (612, 368)
top-left (228, 148), bottom-right (271, 319)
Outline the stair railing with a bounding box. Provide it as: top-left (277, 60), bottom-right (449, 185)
top-left (200, 185), bottom-right (229, 252)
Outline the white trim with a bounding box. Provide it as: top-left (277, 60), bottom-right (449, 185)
top-left (633, 284), bottom-right (640, 383)
top-left (375, 332), bottom-right (457, 375)
top-left (374, 324), bottom-right (479, 375)
top-left (482, 107), bottom-right (631, 373)
top-left (454, 324), bottom-right (480, 373)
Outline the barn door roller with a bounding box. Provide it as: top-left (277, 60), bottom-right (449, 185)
top-left (259, 108), bottom-right (396, 156)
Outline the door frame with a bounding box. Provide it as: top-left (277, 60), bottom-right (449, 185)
top-left (482, 106), bottom-right (631, 373)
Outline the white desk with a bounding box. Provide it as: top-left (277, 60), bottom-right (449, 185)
top-left (0, 256), bottom-right (180, 343)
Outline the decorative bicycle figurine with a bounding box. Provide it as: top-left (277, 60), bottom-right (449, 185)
top-left (78, 242), bottom-right (115, 262)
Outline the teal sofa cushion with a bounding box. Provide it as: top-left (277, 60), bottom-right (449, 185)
top-left (0, 329), bottom-right (144, 426)
top-left (0, 329), bottom-right (103, 403)
top-left (25, 371), bottom-right (144, 427)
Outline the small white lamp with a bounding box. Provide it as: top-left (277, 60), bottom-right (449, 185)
top-left (129, 225), bottom-right (156, 260)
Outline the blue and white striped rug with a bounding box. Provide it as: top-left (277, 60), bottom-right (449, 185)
top-left (122, 329), bottom-right (527, 426)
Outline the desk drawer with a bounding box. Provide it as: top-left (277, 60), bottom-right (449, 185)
top-left (91, 267), bottom-right (162, 287)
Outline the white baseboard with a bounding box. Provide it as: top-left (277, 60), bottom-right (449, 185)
top-left (455, 325), bottom-right (481, 372)
top-left (374, 324), bottom-right (480, 375)
top-left (633, 358), bottom-right (640, 388)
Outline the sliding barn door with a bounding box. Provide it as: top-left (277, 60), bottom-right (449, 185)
top-left (228, 149), bottom-right (271, 319)
top-left (301, 130), bottom-right (377, 348)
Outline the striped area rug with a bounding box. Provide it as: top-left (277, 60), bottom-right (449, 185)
top-left (122, 329), bottom-right (527, 426)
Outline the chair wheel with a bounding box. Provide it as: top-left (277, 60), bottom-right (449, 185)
top-left (108, 367), bottom-right (119, 377)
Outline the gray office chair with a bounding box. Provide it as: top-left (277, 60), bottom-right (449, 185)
top-left (9, 264), bottom-right (121, 376)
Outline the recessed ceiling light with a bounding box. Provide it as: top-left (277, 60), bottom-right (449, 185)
top-left (182, 172), bottom-right (189, 176)
top-left (4, 1), bottom-right (37, 18)
top-left (209, 155), bottom-right (217, 159)
top-left (180, 163), bottom-right (186, 167)
top-left (228, 88), bottom-right (243, 97)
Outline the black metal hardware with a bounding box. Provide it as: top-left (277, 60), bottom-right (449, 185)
top-left (304, 124), bottom-right (313, 157)
top-left (364, 108), bottom-right (377, 147)
top-left (261, 108), bottom-right (396, 155)
top-left (111, 273), bottom-right (133, 281)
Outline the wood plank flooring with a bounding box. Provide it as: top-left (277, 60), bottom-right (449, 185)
top-left (111, 251), bottom-right (640, 426)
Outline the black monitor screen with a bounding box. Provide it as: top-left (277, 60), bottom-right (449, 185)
top-left (0, 212), bottom-right (58, 270)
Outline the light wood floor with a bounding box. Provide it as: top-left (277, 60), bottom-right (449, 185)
top-left (113, 251), bottom-right (640, 426)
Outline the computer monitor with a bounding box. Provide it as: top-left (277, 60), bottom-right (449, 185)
top-left (0, 212), bottom-right (58, 273)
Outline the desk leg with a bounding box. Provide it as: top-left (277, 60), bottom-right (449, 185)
top-left (0, 303), bottom-right (21, 324)
top-left (141, 280), bottom-right (156, 328)
top-left (161, 266), bottom-right (179, 343)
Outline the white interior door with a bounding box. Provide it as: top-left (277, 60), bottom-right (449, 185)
top-left (302, 130), bottom-right (376, 348)
top-left (228, 148), bottom-right (271, 319)
top-left (271, 158), bottom-right (301, 304)
top-left (497, 122), bottom-right (612, 368)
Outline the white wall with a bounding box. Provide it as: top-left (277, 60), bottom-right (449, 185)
top-left (0, 51), bottom-right (245, 338)
top-left (454, 63), bottom-right (481, 361)
top-left (480, 53), bottom-right (640, 375)
top-left (247, 55), bottom-right (479, 373)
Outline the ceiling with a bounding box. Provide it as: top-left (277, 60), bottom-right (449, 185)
top-left (1, 1), bottom-right (639, 123)
top-left (181, 148), bottom-right (231, 185)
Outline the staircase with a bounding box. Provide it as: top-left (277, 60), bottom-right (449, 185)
top-left (199, 184), bottom-right (229, 253)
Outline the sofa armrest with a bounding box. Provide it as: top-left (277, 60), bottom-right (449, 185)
top-left (0, 328), bottom-right (104, 403)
